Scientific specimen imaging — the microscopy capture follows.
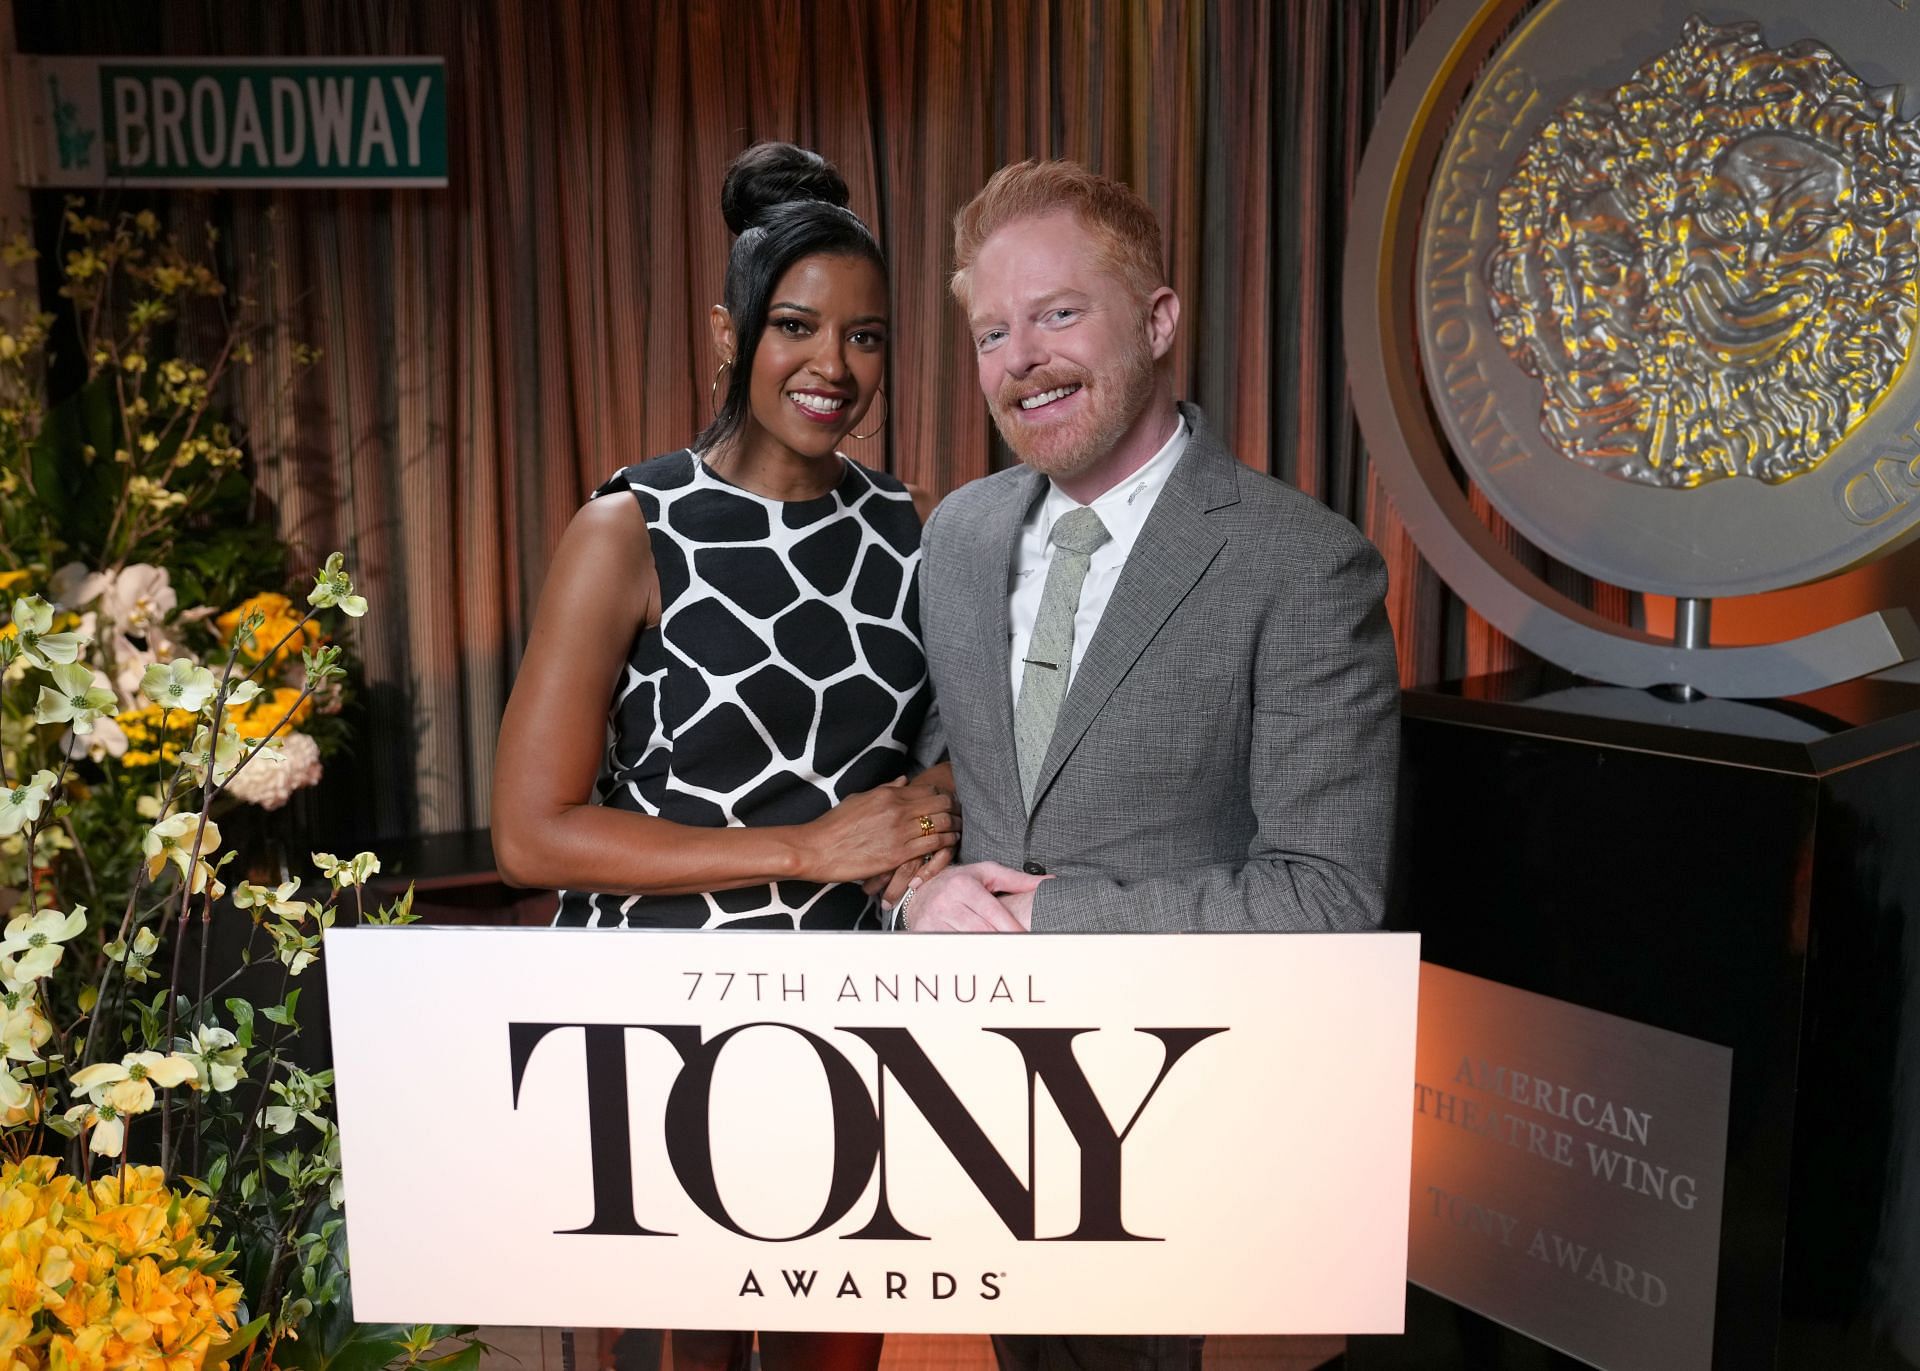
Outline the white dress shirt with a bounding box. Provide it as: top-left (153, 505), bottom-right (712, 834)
top-left (1008, 417), bottom-right (1190, 699)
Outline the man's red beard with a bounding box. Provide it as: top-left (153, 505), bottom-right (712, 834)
top-left (988, 342), bottom-right (1157, 481)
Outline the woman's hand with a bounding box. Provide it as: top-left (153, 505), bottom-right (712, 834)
top-left (864, 844), bottom-right (957, 910)
top-left (860, 761), bottom-right (960, 906)
top-left (802, 777), bottom-right (958, 883)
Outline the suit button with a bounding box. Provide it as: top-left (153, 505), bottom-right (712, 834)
top-left (1022, 860), bottom-right (1047, 875)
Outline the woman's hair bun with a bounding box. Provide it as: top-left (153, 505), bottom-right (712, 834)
top-left (720, 142), bottom-right (851, 234)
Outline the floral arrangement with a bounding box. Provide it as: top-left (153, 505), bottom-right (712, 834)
top-left (0, 1155), bottom-right (245, 1368)
top-left (0, 556), bottom-right (435, 1369)
top-left (0, 208), bottom-right (352, 920)
top-left (0, 210), bottom-right (466, 1368)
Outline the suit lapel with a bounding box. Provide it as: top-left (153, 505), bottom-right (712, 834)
top-left (1027, 408), bottom-right (1239, 815)
top-left (971, 466), bottom-right (1045, 808)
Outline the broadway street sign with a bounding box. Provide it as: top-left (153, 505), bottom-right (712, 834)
top-left (8, 56), bottom-right (446, 188)
top-left (326, 926), bottom-right (1419, 1335)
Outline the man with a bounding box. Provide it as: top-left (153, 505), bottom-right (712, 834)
top-left (897, 159), bottom-right (1400, 1368)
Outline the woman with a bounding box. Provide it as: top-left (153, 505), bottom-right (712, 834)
top-left (491, 143), bottom-right (950, 1370)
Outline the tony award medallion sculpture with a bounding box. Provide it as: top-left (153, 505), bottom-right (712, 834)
top-left (1351, 0), bottom-right (1920, 696)
top-left (1347, 4), bottom-right (1920, 1369)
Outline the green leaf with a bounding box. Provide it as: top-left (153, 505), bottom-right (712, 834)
top-left (370, 885), bottom-right (416, 927)
top-left (277, 1326), bottom-right (413, 1371)
top-left (422, 1345), bottom-right (484, 1371)
top-left (204, 1313), bottom-right (268, 1368)
top-left (225, 997), bottom-right (254, 1049)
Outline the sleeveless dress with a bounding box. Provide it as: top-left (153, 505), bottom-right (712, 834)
top-left (552, 449), bottom-right (934, 930)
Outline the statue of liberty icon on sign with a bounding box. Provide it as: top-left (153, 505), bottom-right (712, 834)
top-left (47, 75), bottom-right (96, 172)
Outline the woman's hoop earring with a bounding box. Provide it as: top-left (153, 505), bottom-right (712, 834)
top-left (709, 360), bottom-right (733, 416)
top-left (852, 388), bottom-right (888, 441)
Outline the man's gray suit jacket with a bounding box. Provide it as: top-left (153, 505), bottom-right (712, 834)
top-left (918, 402), bottom-right (1399, 933)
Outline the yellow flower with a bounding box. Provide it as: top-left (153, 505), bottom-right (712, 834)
top-left (47, 1324), bottom-right (109, 1371)
top-left (228, 686), bottom-right (313, 738)
top-left (0, 1157), bottom-right (242, 1368)
top-left (111, 705), bottom-right (187, 769)
top-left (0, 1312), bottom-right (31, 1357)
top-left (38, 1244), bottom-right (71, 1291)
top-left (215, 592), bottom-right (323, 670)
top-left (124, 478), bottom-right (184, 510)
top-left (109, 1259), bottom-right (172, 1344)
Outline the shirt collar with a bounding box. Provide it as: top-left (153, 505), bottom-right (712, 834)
top-left (1040, 414), bottom-right (1189, 535)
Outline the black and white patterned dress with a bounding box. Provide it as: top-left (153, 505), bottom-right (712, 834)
top-left (553, 449), bottom-right (934, 930)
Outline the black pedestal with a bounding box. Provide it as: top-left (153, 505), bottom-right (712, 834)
top-left (1349, 670), bottom-right (1920, 1371)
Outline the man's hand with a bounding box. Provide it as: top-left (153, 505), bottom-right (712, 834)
top-left (997, 889), bottom-right (1036, 927)
top-left (904, 862), bottom-right (1045, 932)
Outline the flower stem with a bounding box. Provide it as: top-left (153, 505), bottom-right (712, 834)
top-left (219, 957), bottom-right (293, 1205)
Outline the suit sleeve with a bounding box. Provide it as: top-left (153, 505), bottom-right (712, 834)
top-left (909, 502), bottom-right (949, 769)
top-left (910, 506), bottom-right (948, 768)
top-left (1029, 533), bottom-right (1400, 933)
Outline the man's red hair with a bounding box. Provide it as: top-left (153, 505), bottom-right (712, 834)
top-left (950, 159), bottom-right (1166, 309)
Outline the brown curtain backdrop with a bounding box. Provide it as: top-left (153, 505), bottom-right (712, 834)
top-left (16, 0), bottom-right (1625, 840)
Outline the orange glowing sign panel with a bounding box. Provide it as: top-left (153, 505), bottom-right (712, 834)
top-left (1409, 965), bottom-right (1733, 1371)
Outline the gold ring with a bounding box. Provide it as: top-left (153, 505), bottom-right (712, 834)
top-left (917, 814), bottom-right (935, 837)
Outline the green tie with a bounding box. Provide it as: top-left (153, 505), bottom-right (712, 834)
top-left (1014, 506), bottom-right (1112, 805)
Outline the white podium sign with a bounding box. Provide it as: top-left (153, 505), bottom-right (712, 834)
top-left (326, 927), bottom-right (1418, 1334)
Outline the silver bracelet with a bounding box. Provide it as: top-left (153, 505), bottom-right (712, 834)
top-left (890, 884), bottom-right (919, 931)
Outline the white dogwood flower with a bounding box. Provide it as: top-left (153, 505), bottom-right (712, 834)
top-left (233, 879), bottom-right (306, 919)
top-left (144, 813), bottom-right (222, 885)
top-left (140, 659), bottom-right (218, 714)
top-left (62, 1100), bottom-right (124, 1156)
top-left (312, 850), bottom-right (380, 890)
top-left (183, 1025), bottom-right (245, 1093)
top-left (307, 553), bottom-right (367, 617)
top-left (180, 722), bottom-right (247, 787)
top-left (0, 994), bottom-right (52, 1062)
top-left (10, 596), bottom-right (88, 669)
top-left (0, 906), bottom-right (88, 980)
top-left (0, 1068), bottom-right (34, 1125)
top-left (0, 770), bottom-right (57, 838)
top-left (69, 1049), bottom-right (197, 1114)
top-left (33, 661), bottom-right (117, 735)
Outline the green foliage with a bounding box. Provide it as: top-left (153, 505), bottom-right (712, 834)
top-left (0, 206), bottom-right (470, 1369)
